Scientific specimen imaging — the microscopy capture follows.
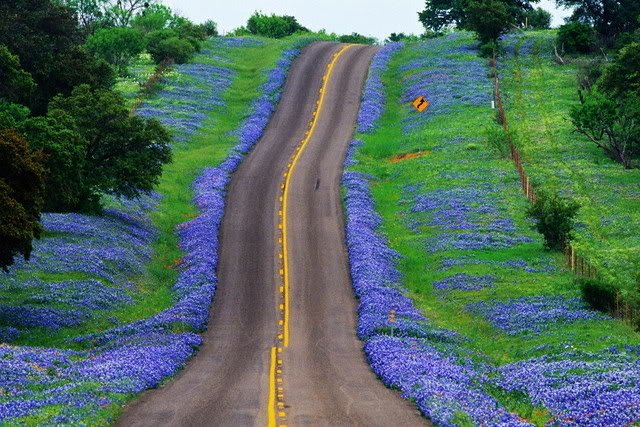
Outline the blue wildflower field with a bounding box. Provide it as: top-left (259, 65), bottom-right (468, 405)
top-left (0, 35), bottom-right (318, 425)
top-left (345, 33), bottom-right (640, 426)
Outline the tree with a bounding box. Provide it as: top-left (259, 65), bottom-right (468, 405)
top-left (86, 27), bottom-right (145, 74)
top-left (47, 85), bottom-right (172, 212)
top-left (525, 7), bottom-right (551, 29)
top-left (0, 0), bottom-right (114, 114)
top-left (131, 3), bottom-right (173, 34)
top-left (598, 42), bottom-right (640, 97)
top-left (557, 21), bottom-right (596, 53)
top-left (418, 0), bottom-right (537, 33)
top-left (555, 0), bottom-right (640, 42)
top-left (0, 129), bottom-right (45, 271)
top-left (466, 0), bottom-right (513, 43)
top-left (19, 112), bottom-right (86, 212)
top-left (0, 101), bottom-right (30, 130)
top-left (200, 20), bottom-right (218, 37)
top-left (0, 45), bottom-right (35, 106)
top-left (103, 0), bottom-right (156, 27)
top-left (570, 91), bottom-right (639, 169)
top-left (246, 12), bottom-right (308, 39)
top-left (53, 0), bottom-right (108, 34)
top-left (418, 0), bottom-right (469, 32)
top-left (527, 191), bottom-right (580, 251)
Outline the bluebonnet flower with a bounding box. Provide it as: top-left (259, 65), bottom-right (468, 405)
top-left (467, 296), bottom-right (610, 335)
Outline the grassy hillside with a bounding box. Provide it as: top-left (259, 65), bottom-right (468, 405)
top-left (0, 35), bottom-right (312, 425)
top-left (499, 31), bottom-right (640, 307)
top-left (347, 32), bottom-right (640, 425)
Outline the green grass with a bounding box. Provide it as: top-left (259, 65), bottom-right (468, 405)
top-left (499, 30), bottom-right (640, 299)
top-left (349, 32), bottom-right (640, 422)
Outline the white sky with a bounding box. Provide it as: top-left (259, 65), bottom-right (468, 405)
top-left (162, 0), bottom-right (573, 41)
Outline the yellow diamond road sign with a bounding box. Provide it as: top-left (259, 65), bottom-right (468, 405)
top-left (412, 96), bottom-right (429, 112)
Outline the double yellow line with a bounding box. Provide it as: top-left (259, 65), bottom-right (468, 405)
top-left (268, 44), bottom-right (354, 427)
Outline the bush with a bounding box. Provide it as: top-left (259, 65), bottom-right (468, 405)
top-left (246, 12), bottom-right (308, 39)
top-left (479, 40), bottom-right (499, 57)
top-left (557, 22), bottom-right (596, 54)
top-left (485, 125), bottom-right (511, 158)
top-left (0, 128), bottom-right (45, 271)
top-left (338, 33), bottom-right (377, 44)
top-left (527, 190), bottom-right (580, 251)
top-left (154, 37), bottom-right (195, 64)
top-left (578, 277), bottom-right (618, 313)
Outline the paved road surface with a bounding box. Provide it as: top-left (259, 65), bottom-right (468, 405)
top-left (117, 42), bottom-right (427, 427)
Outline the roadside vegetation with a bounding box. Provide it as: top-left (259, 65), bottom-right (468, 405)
top-left (0, 0), bottom-right (332, 420)
top-left (346, 31), bottom-right (640, 426)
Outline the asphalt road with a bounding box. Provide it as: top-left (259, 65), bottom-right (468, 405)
top-left (117, 42), bottom-right (426, 427)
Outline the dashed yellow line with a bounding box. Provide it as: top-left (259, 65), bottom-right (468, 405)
top-left (267, 44), bottom-right (354, 427)
top-left (281, 44), bottom-right (353, 348)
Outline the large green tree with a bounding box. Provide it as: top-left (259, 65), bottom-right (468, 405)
top-left (0, 46), bottom-right (35, 107)
top-left (246, 12), bottom-right (308, 39)
top-left (555, 0), bottom-right (640, 42)
top-left (0, 0), bottom-right (114, 114)
top-left (418, 0), bottom-right (537, 33)
top-left (86, 26), bottom-right (145, 74)
top-left (0, 129), bottom-right (45, 271)
top-left (45, 85), bottom-right (172, 212)
top-left (466, 0), bottom-right (513, 43)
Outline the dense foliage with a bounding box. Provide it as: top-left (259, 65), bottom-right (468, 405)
top-left (338, 33), bottom-right (377, 44)
top-left (524, 7), bottom-right (551, 29)
top-left (418, 0), bottom-right (537, 36)
top-left (0, 0), bottom-right (114, 114)
top-left (557, 21), bottom-right (596, 53)
top-left (555, 0), bottom-right (640, 43)
top-left (86, 26), bottom-right (145, 73)
top-left (0, 129), bottom-right (45, 271)
top-left (526, 191), bottom-right (580, 250)
top-left (244, 12), bottom-right (309, 39)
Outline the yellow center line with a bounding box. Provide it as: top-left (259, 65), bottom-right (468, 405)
top-left (267, 44), bottom-right (354, 427)
top-left (281, 44), bottom-right (354, 348)
top-left (267, 346), bottom-right (277, 427)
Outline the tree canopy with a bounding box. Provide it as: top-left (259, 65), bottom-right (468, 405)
top-left (0, 129), bottom-right (45, 271)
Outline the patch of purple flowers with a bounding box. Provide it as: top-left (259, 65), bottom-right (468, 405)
top-left (401, 34), bottom-right (491, 134)
top-left (467, 296), bottom-right (610, 335)
top-left (357, 43), bottom-right (403, 133)
top-left (498, 346), bottom-right (640, 426)
top-left (433, 273), bottom-right (495, 291)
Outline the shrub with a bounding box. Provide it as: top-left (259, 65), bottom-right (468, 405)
top-left (154, 37), bottom-right (195, 64)
top-left (578, 277), bottom-right (618, 313)
top-left (557, 22), bottom-right (596, 54)
top-left (484, 125), bottom-right (511, 158)
top-left (526, 190), bottom-right (580, 251)
top-left (338, 33), bottom-right (377, 44)
top-left (0, 128), bottom-right (45, 271)
top-left (479, 40), bottom-right (499, 57)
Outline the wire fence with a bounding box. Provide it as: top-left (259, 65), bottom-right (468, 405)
top-left (491, 55), bottom-right (599, 281)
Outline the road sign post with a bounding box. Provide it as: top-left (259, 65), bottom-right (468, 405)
top-left (388, 308), bottom-right (396, 337)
